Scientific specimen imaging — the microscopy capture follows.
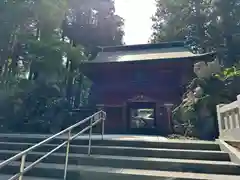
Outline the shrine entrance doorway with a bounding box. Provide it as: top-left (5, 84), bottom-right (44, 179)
top-left (126, 96), bottom-right (158, 135)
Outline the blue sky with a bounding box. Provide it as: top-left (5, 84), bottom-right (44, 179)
top-left (115, 0), bottom-right (156, 45)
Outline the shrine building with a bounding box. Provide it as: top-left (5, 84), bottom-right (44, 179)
top-left (80, 41), bottom-right (215, 135)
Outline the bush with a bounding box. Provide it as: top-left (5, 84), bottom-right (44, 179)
top-left (172, 61), bottom-right (240, 140)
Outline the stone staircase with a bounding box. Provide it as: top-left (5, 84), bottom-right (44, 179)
top-left (0, 134), bottom-right (240, 180)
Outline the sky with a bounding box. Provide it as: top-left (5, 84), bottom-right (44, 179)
top-left (115, 0), bottom-right (156, 45)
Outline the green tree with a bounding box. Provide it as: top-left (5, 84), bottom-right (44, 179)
top-left (0, 0), bottom-right (124, 133)
top-left (151, 0), bottom-right (240, 63)
top-left (62, 0), bottom-right (125, 56)
top-left (172, 63), bottom-right (240, 140)
top-left (0, 0), bottom-right (89, 133)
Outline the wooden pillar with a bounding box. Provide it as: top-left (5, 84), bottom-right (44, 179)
top-left (156, 104), bottom-right (168, 135)
top-left (96, 104), bottom-right (105, 133)
top-left (164, 103), bottom-right (174, 134)
top-left (155, 103), bottom-right (161, 131)
top-left (122, 102), bottom-right (128, 133)
top-left (96, 104), bottom-right (104, 111)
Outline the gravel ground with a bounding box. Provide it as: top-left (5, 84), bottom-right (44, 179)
top-left (168, 134), bottom-right (199, 140)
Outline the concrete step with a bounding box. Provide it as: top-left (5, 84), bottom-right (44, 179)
top-left (0, 142), bottom-right (231, 161)
top-left (0, 151), bottom-right (239, 175)
top-left (0, 161), bottom-right (79, 179)
top-left (1, 162), bottom-right (240, 180)
top-left (76, 165), bottom-right (240, 180)
top-left (59, 154), bottom-right (240, 175)
top-left (0, 149), bottom-right (231, 165)
top-left (0, 174), bottom-right (59, 180)
top-left (0, 134), bottom-right (221, 151)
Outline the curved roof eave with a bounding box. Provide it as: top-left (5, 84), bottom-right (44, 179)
top-left (81, 51), bottom-right (216, 65)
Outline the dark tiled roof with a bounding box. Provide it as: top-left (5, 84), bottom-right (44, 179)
top-left (83, 42), bottom-right (215, 64)
top-left (100, 41), bottom-right (185, 52)
top-left (90, 49), bottom-right (213, 64)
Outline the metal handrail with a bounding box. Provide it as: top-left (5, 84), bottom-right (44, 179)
top-left (0, 110), bottom-right (106, 180)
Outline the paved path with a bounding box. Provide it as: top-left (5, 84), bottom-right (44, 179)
top-left (0, 133), bottom-right (168, 141)
top-left (0, 133), bottom-right (217, 144)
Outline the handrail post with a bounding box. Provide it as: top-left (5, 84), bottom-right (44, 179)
top-left (88, 116), bottom-right (93, 156)
top-left (63, 130), bottom-right (71, 180)
top-left (19, 154), bottom-right (26, 180)
top-left (101, 112), bottom-right (105, 140)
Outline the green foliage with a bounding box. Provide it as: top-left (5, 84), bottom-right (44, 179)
top-left (0, 0), bottom-right (124, 133)
top-left (151, 0), bottom-right (240, 62)
top-left (215, 66), bottom-right (240, 81)
top-left (0, 81), bottom-right (67, 133)
top-left (152, 0), bottom-right (240, 139)
top-left (172, 64), bottom-right (240, 139)
top-left (63, 0), bottom-right (124, 55)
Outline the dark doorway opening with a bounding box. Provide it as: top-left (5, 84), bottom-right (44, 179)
top-left (126, 102), bottom-right (157, 135)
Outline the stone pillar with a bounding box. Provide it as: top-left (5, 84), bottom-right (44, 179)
top-left (237, 95), bottom-right (240, 107)
top-left (236, 95), bottom-right (240, 130)
top-left (216, 104), bottom-right (225, 138)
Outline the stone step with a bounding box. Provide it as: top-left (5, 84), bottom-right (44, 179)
top-left (0, 151), bottom-right (239, 175)
top-left (76, 165), bottom-right (240, 180)
top-left (0, 161), bottom-right (79, 179)
top-left (0, 143), bottom-right (230, 161)
top-left (1, 162), bottom-right (240, 180)
top-left (60, 154), bottom-right (240, 175)
top-left (0, 174), bottom-right (59, 180)
top-left (0, 134), bottom-right (221, 151)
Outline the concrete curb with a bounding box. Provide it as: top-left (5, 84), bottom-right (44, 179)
top-left (217, 139), bottom-right (240, 164)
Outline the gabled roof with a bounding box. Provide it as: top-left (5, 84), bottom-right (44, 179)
top-left (85, 42), bottom-right (215, 63)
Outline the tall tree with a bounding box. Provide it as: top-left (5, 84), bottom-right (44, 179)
top-left (151, 0), bottom-right (240, 63)
top-left (62, 0), bottom-right (124, 56)
top-left (210, 0), bottom-right (240, 65)
top-left (0, 0), bottom-right (89, 133)
top-left (151, 0), bottom-right (212, 52)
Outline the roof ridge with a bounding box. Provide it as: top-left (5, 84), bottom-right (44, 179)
top-left (99, 41), bottom-right (185, 52)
